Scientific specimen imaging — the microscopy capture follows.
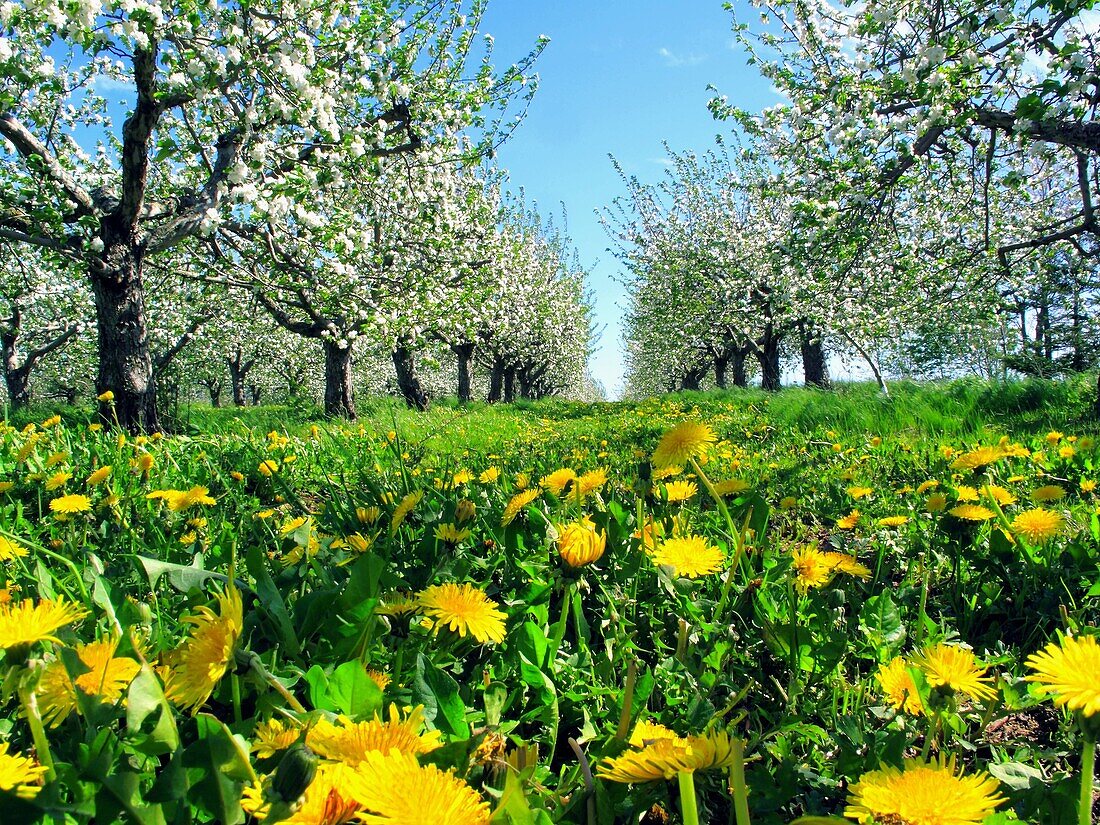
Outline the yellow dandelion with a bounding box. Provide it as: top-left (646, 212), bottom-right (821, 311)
top-left (307, 705), bottom-right (442, 764)
top-left (41, 415), bottom-right (61, 428)
top-left (628, 720), bottom-right (683, 747)
top-left (251, 718), bottom-right (302, 759)
top-left (877, 515), bottom-right (908, 527)
top-left (663, 479), bottom-right (698, 503)
top-left (779, 496), bottom-right (798, 510)
top-left (836, 510), bottom-right (860, 530)
top-left (916, 480), bottom-right (939, 494)
top-left (791, 545), bottom-right (833, 592)
top-left (0, 597), bottom-right (88, 652)
top-left (823, 552), bottom-right (871, 580)
top-left (45, 451), bottom-right (68, 468)
top-left (86, 465), bottom-right (112, 486)
top-left (540, 468), bottom-right (577, 496)
top-left (375, 593), bottom-right (420, 618)
top-left (451, 469), bottom-right (474, 488)
top-left (390, 491), bottom-right (423, 534)
top-left (844, 755), bottom-right (1004, 825)
top-left (925, 493), bottom-right (948, 512)
top-left (97, 390), bottom-right (114, 402)
top-left (166, 486), bottom-right (216, 512)
top-left (598, 729), bottom-right (741, 783)
top-left (653, 535), bottom-right (724, 579)
top-left (556, 516), bottom-right (607, 568)
top-left (44, 471), bottom-right (71, 491)
top-left (161, 588), bottom-right (243, 713)
top-left (1031, 484), bottom-right (1066, 503)
top-left (417, 583), bottom-right (506, 644)
top-left (575, 468), bottom-right (608, 497)
top-left (1011, 508), bottom-right (1064, 545)
top-left (501, 488), bottom-right (540, 527)
top-left (357, 506), bottom-right (382, 525)
top-left (15, 433), bottom-right (41, 463)
top-left (876, 657), bottom-right (923, 715)
top-left (912, 643), bottom-right (996, 702)
top-left (1025, 634), bottom-right (1100, 717)
top-left (1081, 479), bottom-right (1097, 493)
top-left (242, 760), bottom-right (361, 824)
top-left (713, 478), bottom-right (751, 496)
top-left (367, 670), bottom-right (390, 691)
top-left (0, 742), bottom-right (48, 799)
top-left (950, 446), bottom-right (1005, 471)
top-left (982, 485), bottom-right (1016, 506)
top-left (847, 486), bottom-right (873, 500)
top-left (478, 467), bottom-right (500, 484)
top-left (954, 485), bottom-right (979, 502)
top-left (37, 637), bottom-right (141, 726)
top-left (0, 481), bottom-right (13, 493)
top-left (0, 536), bottom-right (27, 562)
top-left (948, 504), bottom-right (995, 522)
top-left (1046, 430), bottom-right (1065, 444)
top-left (434, 523), bottom-right (472, 545)
top-left (343, 750), bottom-right (489, 825)
top-left (454, 500), bottom-right (476, 523)
top-left (651, 421), bottom-right (717, 468)
top-left (134, 453), bottom-right (155, 473)
top-left (258, 459), bottom-right (279, 477)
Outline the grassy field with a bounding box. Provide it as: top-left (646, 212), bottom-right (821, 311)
top-left (0, 376), bottom-right (1097, 824)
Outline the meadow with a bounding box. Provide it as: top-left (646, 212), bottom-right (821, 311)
top-left (0, 377), bottom-right (1098, 824)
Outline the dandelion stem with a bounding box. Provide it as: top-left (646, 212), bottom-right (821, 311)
top-left (18, 681), bottom-right (54, 782)
top-left (677, 770), bottom-right (700, 825)
top-left (615, 660), bottom-right (637, 742)
top-left (1080, 734), bottom-right (1096, 825)
top-left (728, 738), bottom-right (751, 825)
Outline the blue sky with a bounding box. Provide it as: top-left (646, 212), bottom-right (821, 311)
top-left (480, 1), bottom-right (779, 397)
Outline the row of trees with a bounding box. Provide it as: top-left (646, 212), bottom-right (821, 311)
top-left (1, 0), bottom-right (597, 428)
top-left (611, 0), bottom-right (1099, 398)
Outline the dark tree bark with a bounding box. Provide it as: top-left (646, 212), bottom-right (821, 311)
top-left (488, 358), bottom-right (504, 403)
top-left (227, 346), bottom-right (256, 407)
top-left (757, 324), bottom-right (782, 391)
top-left (323, 340), bottom-right (357, 418)
top-left (0, 306), bottom-right (78, 407)
top-left (91, 235), bottom-right (160, 431)
top-left (453, 342), bottom-right (475, 403)
top-left (204, 381), bottom-right (222, 407)
top-left (798, 320), bottom-right (831, 389)
top-left (730, 347), bottom-right (748, 388)
top-left (680, 363), bottom-right (708, 391)
top-left (503, 365), bottom-right (516, 403)
top-left (249, 384), bottom-right (262, 405)
top-left (391, 345), bottom-right (429, 411)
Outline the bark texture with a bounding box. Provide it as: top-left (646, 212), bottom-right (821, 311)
top-left (324, 340), bottom-right (356, 418)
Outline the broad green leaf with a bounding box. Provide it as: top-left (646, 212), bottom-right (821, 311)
top-left (413, 653), bottom-right (469, 738)
top-left (328, 660), bottom-right (383, 720)
top-left (126, 663), bottom-right (180, 755)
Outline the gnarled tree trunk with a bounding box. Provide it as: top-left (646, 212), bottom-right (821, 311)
top-left (453, 342), bottom-right (475, 403)
top-left (503, 365), bottom-right (516, 403)
top-left (323, 340), bottom-right (356, 418)
top-left (757, 324), bottom-right (781, 392)
top-left (392, 345), bottom-right (429, 411)
top-left (487, 358), bottom-right (504, 403)
top-left (92, 232), bottom-right (160, 432)
top-left (798, 320), bottom-right (831, 389)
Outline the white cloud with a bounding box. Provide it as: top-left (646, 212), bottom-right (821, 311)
top-left (658, 47), bottom-right (707, 68)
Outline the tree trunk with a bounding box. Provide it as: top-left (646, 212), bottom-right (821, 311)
top-left (206, 384), bottom-right (222, 407)
top-left (91, 237), bottom-right (160, 432)
top-left (488, 358), bottom-right (504, 403)
top-left (503, 366), bottom-right (516, 403)
top-left (324, 340), bottom-right (357, 418)
top-left (391, 345), bottom-right (428, 411)
top-left (453, 343), bottom-right (475, 403)
top-left (681, 364), bottom-right (707, 391)
top-left (228, 348), bottom-right (248, 407)
top-left (714, 355), bottom-right (728, 389)
top-left (249, 384), bottom-right (262, 405)
top-left (1, 332), bottom-right (29, 406)
top-left (799, 321), bottom-right (831, 389)
top-left (731, 347), bottom-right (748, 388)
top-left (757, 325), bottom-right (781, 391)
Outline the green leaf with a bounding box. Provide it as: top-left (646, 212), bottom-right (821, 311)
top-left (135, 554), bottom-right (228, 593)
top-left (181, 715), bottom-right (251, 825)
top-left (126, 663), bottom-right (180, 756)
top-left (859, 593), bottom-right (906, 654)
top-left (328, 660), bottom-right (383, 720)
top-left (987, 761), bottom-right (1046, 791)
top-left (303, 664), bottom-right (336, 712)
top-left (245, 542), bottom-right (300, 656)
top-left (413, 653), bottom-right (470, 738)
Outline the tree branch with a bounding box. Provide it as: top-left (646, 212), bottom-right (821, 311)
top-left (972, 109), bottom-right (1100, 154)
top-left (0, 114), bottom-right (97, 216)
